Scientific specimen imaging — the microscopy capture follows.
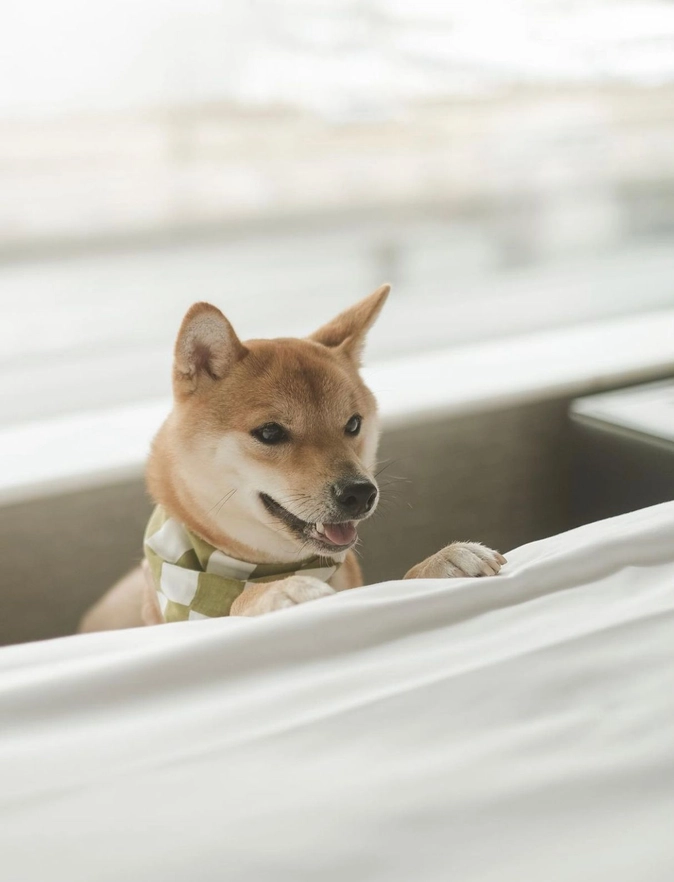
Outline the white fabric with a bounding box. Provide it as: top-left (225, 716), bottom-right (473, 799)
top-left (206, 548), bottom-right (257, 581)
top-left (144, 516), bottom-right (192, 564)
top-left (2, 502), bottom-right (674, 882)
top-left (158, 562), bottom-right (199, 605)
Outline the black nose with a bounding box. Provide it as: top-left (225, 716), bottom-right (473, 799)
top-left (333, 480), bottom-right (378, 516)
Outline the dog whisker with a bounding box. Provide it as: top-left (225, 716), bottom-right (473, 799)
top-left (206, 488), bottom-right (237, 517)
top-left (373, 458), bottom-right (409, 479)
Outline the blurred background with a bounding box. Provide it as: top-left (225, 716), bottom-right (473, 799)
top-left (2, 0), bottom-right (674, 424)
top-left (2, 0), bottom-right (674, 644)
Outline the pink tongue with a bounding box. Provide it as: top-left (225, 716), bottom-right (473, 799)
top-left (322, 522), bottom-right (357, 546)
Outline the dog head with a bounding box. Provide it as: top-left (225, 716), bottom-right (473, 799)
top-left (148, 285), bottom-right (389, 563)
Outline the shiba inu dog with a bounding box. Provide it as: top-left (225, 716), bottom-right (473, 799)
top-left (79, 284), bottom-right (505, 632)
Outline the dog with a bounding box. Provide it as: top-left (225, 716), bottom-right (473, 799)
top-left (79, 284), bottom-right (505, 632)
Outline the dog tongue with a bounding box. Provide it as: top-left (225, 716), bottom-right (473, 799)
top-left (322, 522), bottom-right (357, 546)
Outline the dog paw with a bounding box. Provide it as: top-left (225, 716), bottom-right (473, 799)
top-left (232, 575), bottom-right (336, 616)
top-left (405, 542), bottom-right (507, 580)
top-left (275, 575), bottom-right (336, 608)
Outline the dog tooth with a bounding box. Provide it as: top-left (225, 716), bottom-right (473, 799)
top-left (316, 522), bottom-right (324, 534)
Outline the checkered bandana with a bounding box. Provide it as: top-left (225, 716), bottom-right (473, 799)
top-left (144, 505), bottom-right (343, 622)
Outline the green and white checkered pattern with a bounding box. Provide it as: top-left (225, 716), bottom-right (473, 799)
top-left (144, 505), bottom-right (342, 623)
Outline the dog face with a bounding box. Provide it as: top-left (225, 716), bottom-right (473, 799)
top-left (149, 286), bottom-right (389, 562)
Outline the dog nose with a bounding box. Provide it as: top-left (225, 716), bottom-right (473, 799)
top-left (333, 480), bottom-right (378, 516)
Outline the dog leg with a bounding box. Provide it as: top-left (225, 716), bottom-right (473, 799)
top-left (404, 541), bottom-right (506, 580)
top-left (230, 575), bottom-right (336, 617)
top-left (78, 566), bottom-right (147, 633)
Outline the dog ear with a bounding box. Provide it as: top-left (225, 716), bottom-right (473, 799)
top-left (173, 302), bottom-right (247, 394)
top-left (309, 284), bottom-right (390, 363)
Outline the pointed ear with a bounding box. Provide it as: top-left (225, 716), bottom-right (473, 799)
top-left (309, 284), bottom-right (390, 363)
top-left (173, 302), bottom-right (247, 394)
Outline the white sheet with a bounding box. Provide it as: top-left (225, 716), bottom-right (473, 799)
top-left (2, 502), bottom-right (674, 881)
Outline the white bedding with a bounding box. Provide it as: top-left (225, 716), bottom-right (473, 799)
top-left (1, 502), bottom-right (674, 882)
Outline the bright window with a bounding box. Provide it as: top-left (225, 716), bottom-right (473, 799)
top-left (2, 0), bottom-right (674, 426)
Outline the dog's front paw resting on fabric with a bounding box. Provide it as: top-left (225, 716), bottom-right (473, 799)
top-left (404, 542), bottom-right (507, 580)
top-left (230, 575), bottom-right (336, 617)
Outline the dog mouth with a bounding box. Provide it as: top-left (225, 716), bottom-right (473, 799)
top-left (260, 493), bottom-right (358, 551)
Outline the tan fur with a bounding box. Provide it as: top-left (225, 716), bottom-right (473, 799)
top-left (79, 567), bottom-right (146, 633)
top-left (79, 283), bottom-right (504, 634)
top-left (404, 542), bottom-right (507, 580)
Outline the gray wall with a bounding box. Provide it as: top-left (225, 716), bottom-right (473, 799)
top-left (1, 480), bottom-right (153, 646)
top-left (361, 397), bottom-right (573, 584)
top-left (1, 396), bottom-right (574, 647)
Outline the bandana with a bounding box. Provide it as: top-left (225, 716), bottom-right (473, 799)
top-left (144, 505), bottom-right (343, 622)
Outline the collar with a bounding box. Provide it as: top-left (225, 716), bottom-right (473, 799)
top-left (144, 504), bottom-right (343, 622)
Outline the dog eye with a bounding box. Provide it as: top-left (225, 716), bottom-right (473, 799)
top-left (252, 422), bottom-right (288, 445)
top-left (345, 414), bottom-right (362, 436)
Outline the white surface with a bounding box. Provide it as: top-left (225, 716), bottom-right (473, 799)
top-left (1, 502), bottom-right (674, 881)
top-left (4, 1), bottom-right (674, 118)
top-left (2, 309), bottom-right (674, 506)
top-left (571, 378), bottom-right (674, 443)
top-left (4, 235), bottom-right (674, 427)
